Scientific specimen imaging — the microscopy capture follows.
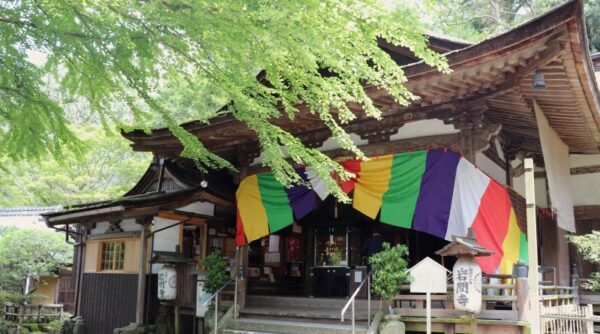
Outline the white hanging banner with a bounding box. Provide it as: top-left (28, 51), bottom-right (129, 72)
top-left (533, 100), bottom-right (576, 232)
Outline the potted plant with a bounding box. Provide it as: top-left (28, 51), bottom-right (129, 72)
top-left (369, 242), bottom-right (410, 334)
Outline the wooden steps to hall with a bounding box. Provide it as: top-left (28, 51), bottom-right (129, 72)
top-left (222, 295), bottom-right (373, 334)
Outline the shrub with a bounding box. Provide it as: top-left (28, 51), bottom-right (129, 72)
top-left (200, 252), bottom-right (229, 295)
top-left (369, 242), bottom-right (411, 303)
top-left (569, 231), bottom-right (600, 291)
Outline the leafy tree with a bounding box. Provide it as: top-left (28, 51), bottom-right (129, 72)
top-left (0, 125), bottom-right (150, 206)
top-left (0, 0), bottom-right (447, 201)
top-left (428, 0), bottom-right (600, 51)
top-left (0, 228), bottom-right (72, 293)
top-left (369, 242), bottom-right (411, 303)
top-left (569, 231), bottom-right (600, 291)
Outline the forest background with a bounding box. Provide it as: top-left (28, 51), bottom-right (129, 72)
top-left (3, 0), bottom-right (597, 207)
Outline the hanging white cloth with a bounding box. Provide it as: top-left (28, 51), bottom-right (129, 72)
top-left (533, 100), bottom-right (576, 232)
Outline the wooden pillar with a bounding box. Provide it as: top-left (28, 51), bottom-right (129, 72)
top-left (572, 273), bottom-right (580, 305)
top-left (503, 139), bottom-right (521, 188)
top-left (458, 114), bottom-right (475, 163)
top-left (136, 217), bottom-right (151, 325)
top-left (455, 106), bottom-right (499, 165)
top-left (74, 225), bottom-right (87, 317)
top-left (235, 162), bottom-right (250, 310)
top-left (516, 277), bottom-right (530, 321)
top-left (555, 227), bottom-right (571, 286)
top-left (525, 158), bottom-right (541, 334)
top-left (237, 246), bottom-right (249, 309)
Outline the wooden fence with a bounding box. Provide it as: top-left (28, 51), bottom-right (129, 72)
top-left (3, 303), bottom-right (63, 324)
top-left (540, 304), bottom-right (598, 334)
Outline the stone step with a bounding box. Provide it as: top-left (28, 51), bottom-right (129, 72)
top-left (222, 330), bottom-right (278, 334)
top-left (240, 305), bottom-right (372, 321)
top-left (224, 317), bottom-right (368, 334)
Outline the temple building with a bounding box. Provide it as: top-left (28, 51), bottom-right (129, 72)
top-left (44, 1), bottom-right (600, 333)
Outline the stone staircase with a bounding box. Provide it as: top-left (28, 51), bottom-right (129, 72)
top-left (222, 295), bottom-right (374, 334)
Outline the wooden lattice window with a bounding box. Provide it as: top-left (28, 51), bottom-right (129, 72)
top-left (100, 242), bottom-right (125, 271)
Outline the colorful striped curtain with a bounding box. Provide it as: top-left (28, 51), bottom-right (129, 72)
top-left (235, 149), bottom-right (528, 275)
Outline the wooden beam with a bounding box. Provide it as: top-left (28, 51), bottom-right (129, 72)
top-left (574, 205), bottom-right (600, 220)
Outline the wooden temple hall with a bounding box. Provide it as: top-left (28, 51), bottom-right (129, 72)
top-left (43, 1), bottom-right (600, 333)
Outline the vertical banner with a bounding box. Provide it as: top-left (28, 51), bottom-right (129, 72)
top-left (196, 279), bottom-right (210, 317)
top-left (533, 100), bottom-right (576, 232)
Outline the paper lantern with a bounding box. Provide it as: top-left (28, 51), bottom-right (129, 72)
top-left (453, 257), bottom-right (482, 313)
top-left (158, 265), bottom-right (177, 300)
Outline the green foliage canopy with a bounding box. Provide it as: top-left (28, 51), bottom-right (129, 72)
top-left (569, 231), bottom-right (600, 291)
top-left (429, 0), bottom-right (600, 52)
top-left (0, 228), bottom-right (73, 292)
top-left (0, 0), bottom-right (447, 201)
top-left (0, 125), bottom-right (150, 206)
top-left (369, 242), bottom-right (411, 302)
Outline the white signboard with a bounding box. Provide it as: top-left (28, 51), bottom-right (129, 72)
top-left (453, 257), bottom-right (482, 314)
top-left (409, 257), bottom-right (447, 293)
top-left (409, 257), bottom-right (448, 334)
top-left (196, 280), bottom-right (210, 317)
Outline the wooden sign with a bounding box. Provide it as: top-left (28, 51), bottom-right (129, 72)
top-left (409, 257), bottom-right (447, 293)
top-left (409, 257), bottom-right (448, 334)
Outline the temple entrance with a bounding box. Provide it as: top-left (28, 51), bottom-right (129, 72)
top-left (245, 197), bottom-right (451, 298)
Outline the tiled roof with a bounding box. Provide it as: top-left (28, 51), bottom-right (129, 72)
top-left (0, 206), bottom-right (63, 217)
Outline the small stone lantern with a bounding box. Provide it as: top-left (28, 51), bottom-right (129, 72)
top-left (435, 231), bottom-right (492, 314)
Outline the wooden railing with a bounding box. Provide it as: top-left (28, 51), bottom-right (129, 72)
top-left (3, 303), bottom-right (64, 324)
top-left (540, 285), bottom-right (576, 307)
top-left (390, 281), bottom-right (520, 321)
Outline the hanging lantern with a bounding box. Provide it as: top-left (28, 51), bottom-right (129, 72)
top-left (453, 256), bottom-right (482, 313)
top-left (532, 70), bottom-right (546, 91)
top-left (158, 265), bottom-right (177, 300)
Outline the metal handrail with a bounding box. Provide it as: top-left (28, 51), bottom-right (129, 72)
top-left (340, 272), bottom-right (371, 334)
top-left (202, 278), bottom-right (235, 334)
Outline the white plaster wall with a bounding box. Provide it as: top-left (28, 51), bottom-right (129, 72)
top-left (512, 172), bottom-right (549, 208)
top-left (177, 201), bottom-right (215, 216)
top-left (389, 119), bottom-right (459, 141)
top-left (510, 153), bottom-right (600, 209)
top-left (318, 133), bottom-right (368, 152)
top-left (475, 152), bottom-right (506, 185)
top-left (569, 154), bottom-right (600, 206)
top-left (121, 218), bottom-right (141, 232)
top-left (570, 154), bottom-right (600, 168)
top-left (571, 174), bottom-right (600, 206)
top-left (150, 201), bottom-right (215, 273)
top-left (249, 119), bottom-right (459, 166)
top-left (151, 217), bottom-right (181, 273)
top-left (89, 222), bottom-right (110, 235)
top-left (250, 133), bottom-right (367, 166)
top-left (89, 219), bottom-right (141, 235)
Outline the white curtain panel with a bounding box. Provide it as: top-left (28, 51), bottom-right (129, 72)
top-left (533, 100), bottom-right (576, 232)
